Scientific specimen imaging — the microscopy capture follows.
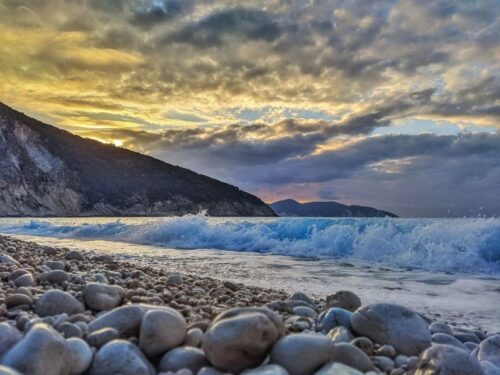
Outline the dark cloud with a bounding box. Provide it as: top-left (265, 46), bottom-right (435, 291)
top-left (131, 0), bottom-right (195, 29)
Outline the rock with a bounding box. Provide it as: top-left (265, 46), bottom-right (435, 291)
top-left (66, 338), bottom-right (93, 375)
top-left (168, 274), bottom-right (183, 285)
top-left (139, 308), bottom-right (187, 357)
top-left (413, 344), bottom-right (483, 375)
top-left (184, 328), bottom-right (204, 347)
top-left (242, 364), bottom-right (289, 375)
top-left (82, 283), bottom-right (125, 311)
top-left (44, 269), bottom-right (70, 285)
top-left (223, 280), bottom-right (240, 291)
top-left (430, 322), bottom-right (453, 336)
top-left (35, 290), bottom-right (85, 317)
top-left (351, 336), bottom-right (374, 356)
top-left (14, 273), bottom-right (36, 287)
top-left (203, 307), bottom-right (284, 372)
top-left (478, 335), bottom-right (500, 367)
top-left (88, 304), bottom-right (146, 336)
top-left (5, 294), bottom-right (32, 308)
top-left (376, 344), bottom-right (397, 358)
top-left (59, 322), bottom-right (83, 338)
top-left (481, 361), bottom-right (500, 375)
top-left (0, 323), bottom-right (21, 357)
top-left (318, 307), bottom-right (352, 332)
top-left (432, 333), bottom-right (468, 351)
top-left (271, 334), bottom-right (334, 375)
top-left (330, 343), bottom-right (375, 372)
top-left (0, 255), bottom-right (20, 266)
top-left (86, 327), bottom-right (120, 348)
top-left (0, 366), bottom-right (22, 375)
top-left (454, 331), bottom-right (481, 344)
top-left (158, 347), bottom-right (209, 373)
top-left (292, 306), bottom-right (316, 318)
top-left (325, 291), bottom-right (361, 312)
top-left (394, 354), bottom-right (409, 367)
top-left (89, 340), bottom-right (155, 375)
top-left (351, 303), bottom-right (431, 356)
top-left (1, 323), bottom-right (68, 375)
top-left (372, 356), bottom-right (394, 372)
top-left (465, 342), bottom-right (479, 351)
top-left (290, 292), bottom-right (314, 306)
top-left (65, 251), bottom-right (84, 261)
top-left (327, 326), bottom-right (354, 343)
top-left (44, 260), bottom-right (65, 270)
top-left (314, 362), bottom-right (364, 375)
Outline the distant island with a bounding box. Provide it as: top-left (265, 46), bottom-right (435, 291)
top-left (270, 199), bottom-right (398, 218)
top-left (0, 101), bottom-right (273, 217)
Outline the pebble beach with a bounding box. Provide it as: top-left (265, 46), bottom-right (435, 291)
top-left (0, 234), bottom-right (499, 375)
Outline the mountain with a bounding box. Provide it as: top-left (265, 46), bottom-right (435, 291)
top-left (0, 101), bottom-right (274, 217)
top-left (270, 199), bottom-right (398, 218)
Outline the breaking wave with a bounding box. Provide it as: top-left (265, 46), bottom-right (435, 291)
top-left (1, 214), bottom-right (500, 274)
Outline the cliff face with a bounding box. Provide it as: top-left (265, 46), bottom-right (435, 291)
top-left (0, 102), bottom-right (274, 217)
top-left (270, 199), bottom-right (398, 218)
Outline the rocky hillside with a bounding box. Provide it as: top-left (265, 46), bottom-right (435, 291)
top-left (0, 101), bottom-right (274, 217)
top-left (270, 199), bottom-right (398, 218)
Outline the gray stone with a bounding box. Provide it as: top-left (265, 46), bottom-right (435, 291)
top-left (88, 304), bottom-right (146, 336)
top-left (86, 327), bottom-right (120, 348)
top-left (158, 347), bottom-right (209, 373)
top-left (65, 251), bottom-right (84, 261)
top-left (481, 361), bottom-right (500, 375)
top-left (454, 331), bottom-right (481, 344)
top-left (318, 307), bottom-right (353, 332)
top-left (432, 333), bottom-right (468, 351)
top-left (413, 344), bottom-right (483, 375)
top-left (430, 322), bottom-right (453, 335)
top-left (351, 303), bottom-right (431, 356)
top-left (5, 294), bottom-right (32, 308)
top-left (168, 274), bottom-right (183, 285)
top-left (290, 292), bottom-right (314, 306)
top-left (478, 335), bottom-right (500, 367)
top-left (184, 328), bottom-right (204, 347)
top-left (0, 323), bottom-right (21, 357)
top-left (271, 334), bottom-right (334, 375)
top-left (14, 273), bottom-right (36, 287)
top-left (314, 362), bottom-right (364, 375)
top-left (0, 255), bottom-right (20, 266)
top-left (376, 344), bottom-right (397, 358)
top-left (66, 338), bottom-right (93, 375)
top-left (203, 307), bottom-right (284, 373)
top-left (35, 290), bottom-right (84, 317)
top-left (1, 324), bottom-right (68, 375)
top-left (327, 326), bottom-right (354, 343)
top-left (44, 260), bottom-right (65, 270)
top-left (330, 343), bottom-right (375, 372)
top-left (44, 269), bottom-right (70, 285)
top-left (292, 306), bottom-right (316, 318)
top-left (372, 356), bottom-right (394, 372)
top-left (59, 322), bottom-right (83, 338)
top-left (139, 308), bottom-right (187, 357)
top-left (82, 283), bottom-right (125, 311)
top-left (242, 364), bottom-right (289, 375)
top-left (89, 340), bottom-right (155, 375)
top-left (326, 291), bottom-right (361, 312)
top-left (351, 336), bottom-right (374, 356)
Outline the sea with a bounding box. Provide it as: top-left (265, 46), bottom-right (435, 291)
top-left (1, 215), bottom-right (499, 331)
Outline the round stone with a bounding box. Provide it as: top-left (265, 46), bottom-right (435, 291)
top-left (86, 327), bottom-right (120, 348)
top-left (314, 362), bottom-right (364, 375)
top-left (202, 307), bottom-right (284, 373)
top-left (326, 291), bottom-right (361, 311)
top-left (242, 364), bottom-right (290, 375)
top-left (65, 251), bottom-right (84, 261)
top-left (44, 270), bottom-right (70, 285)
top-left (0, 323), bottom-right (22, 357)
top-left (44, 261), bottom-right (65, 270)
top-left (184, 328), bottom-right (204, 347)
top-left (478, 335), bottom-right (500, 367)
top-left (351, 336), bottom-right (374, 356)
top-left (82, 283), bottom-right (125, 311)
top-left (292, 306), bottom-right (316, 318)
top-left (414, 344), bottom-right (483, 375)
top-left (35, 290), bottom-right (84, 317)
top-left (318, 307), bottom-right (353, 332)
top-left (290, 292), bottom-right (314, 306)
top-left (88, 304), bottom-right (146, 337)
top-left (66, 338), bottom-right (93, 375)
top-left (139, 308), bottom-right (187, 357)
top-left (89, 340), bottom-right (155, 375)
top-left (330, 343), bottom-right (375, 372)
top-left (432, 333), bottom-right (468, 351)
top-left (5, 294), bottom-right (32, 309)
top-left (327, 326), bottom-right (354, 343)
top-left (271, 334), bottom-right (334, 375)
top-left (14, 274), bottom-right (36, 287)
top-left (430, 322), bottom-right (453, 335)
top-left (351, 303), bottom-right (431, 356)
top-left (158, 347), bottom-right (209, 374)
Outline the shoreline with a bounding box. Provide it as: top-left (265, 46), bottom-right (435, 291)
top-left (0, 234), bottom-right (498, 374)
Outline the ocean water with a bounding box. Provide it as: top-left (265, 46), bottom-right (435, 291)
top-left (1, 215), bottom-right (499, 331)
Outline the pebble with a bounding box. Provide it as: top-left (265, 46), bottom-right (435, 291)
top-left (351, 336), bottom-right (374, 356)
top-left (430, 322), bottom-right (453, 335)
top-left (184, 328), bottom-right (204, 347)
top-left (290, 292), bottom-right (315, 306)
top-left (66, 337), bottom-right (93, 375)
top-left (89, 339), bottom-right (155, 375)
top-left (82, 282), bottom-right (125, 311)
top-left (0, 323), bottom-right (21, 357)
top-left (314, 362), bottom-right (364, 375)
top-left (327, 326), bottom-right (354, 343)
top-left (481, 360), bottom-right (500, 375)
top-left (351, 303), bottom-right (431, 356)
top-left (44, 260), bottom-right (65, 270)
top-left (203, 307), bottom-right (284, 372)
top-left (330, 342), bottom-right (375, 372)
top-left (271, 334), bottom-right (334, 375)
top-left (35, 290), bottom-right (85, 317)
top-left (0, 255), bottom-right (20, 266)
top-left (5, 294), bottom-right (32, 309)
top-left (478, 335), bottom-right (500, 367)
top-left (44, 269), bottom-right (70, 285)
top-left (87, 304), bottom-right (146, 336)
top-left (139, 308), bottom-right (187, 357)
top-left (413, 344), bottom-right (484, 375)
top-left (168, 274), bottom-right (183, 285)
top-left (326, 291), bottom-right (361, 311)
top-left (158, 347), bottom-right (209, 373)
top-left (292, 306), bottom-right (316, 318)
top-left (65, 251), bottom-right (84, 261)
top-left (242, 364), bottom-right (290, 375)
top-left (86, 327), bottom-right (120, 348)
top-left (14, 273), bottom-right (36, 287)
top-left (432, 333), bottom-right (468, 351)
top-left (318, 307), bottom-right (353, 332)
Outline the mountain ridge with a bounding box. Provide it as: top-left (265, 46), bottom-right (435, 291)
top-left (270, 199), bottom-right (398, 218)
top-left (0, 101), bottom-right (274, 217)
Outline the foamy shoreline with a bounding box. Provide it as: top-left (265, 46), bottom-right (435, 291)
top-left (0, 234), bottom-right (498, 374)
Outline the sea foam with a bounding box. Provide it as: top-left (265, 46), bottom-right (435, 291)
top-left (1, 214), bottom-right (499, 274)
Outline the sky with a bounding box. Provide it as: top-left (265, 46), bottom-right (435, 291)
top-left (0, 0), bottom-right (499, 217)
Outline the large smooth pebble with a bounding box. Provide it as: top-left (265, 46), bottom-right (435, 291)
top-left (35, 290), bottom-right (84, 317)
top-left (66, 338), bottom-right (93, 375)
top-left (432, 333), bottom-right (468, 351)
top-left (139, 308), bottom-right (187, 357)
top-left (242, 364), bottom-right (289, 375)
top-left (89, 340), bottom-right (155, 375)
top-left (478, 335), bottom-right (500, 367)
top-left (314, 362), bottom-right (364, 375)
top-left (330, 343), bottom-right (375, 372)
top-left (413, 344), bottom-right (483, 375)
top-left (203, 307), bottom-right (284, 373)
top-left (88, 304), bottom-right (146, 336)
top-left (326, 291), bottom-right (361, 312)
top-left (318, 308), bottom-right (352, 332)
top-left (271, 334), bottom-right (334, 375)
top-left (82, 283), bottom-right (125, 311)
top-left (158, 346), bottom-right (209, 373)
top-left (351, 303), bottom-right (431, 356)
top-left (0, 323), bottom-right (21, 357)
